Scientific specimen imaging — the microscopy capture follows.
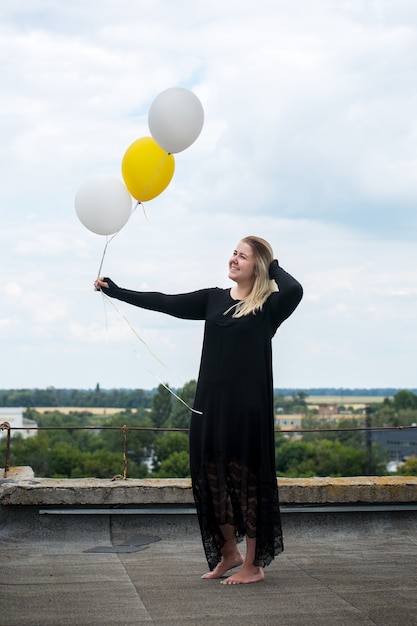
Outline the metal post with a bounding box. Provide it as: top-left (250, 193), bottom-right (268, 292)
top-left (1, 422), bottom-right (11, 478)
top-left (365, 405), bottom-right (372, 475)
top-left (122, 425), bottom-right (128, 480)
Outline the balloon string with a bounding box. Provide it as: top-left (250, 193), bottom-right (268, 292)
top-left (96, 204), bottom-right (139, 279)
top-left (136, 153), bottom-right (171, 204)
top-left (146, 371), bottom-right (202, 415)
top-left (137, 201), bottom-right (148, 220)
top-left (100, 292), bottom-right (202, 414)
top-left (96, 154), bottom-right (170, 278)
top-left (102, 293), bottom-right (167, 368)
top-left (97, 236), bottom-right (113, 279)
top-left (101, 289), bottom-right (110, 346)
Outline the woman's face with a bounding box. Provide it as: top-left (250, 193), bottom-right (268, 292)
top-left (228, 241), bottom-right (256, 284)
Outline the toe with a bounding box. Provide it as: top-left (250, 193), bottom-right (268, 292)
top-left (220, 578), bottom-right (239, 585)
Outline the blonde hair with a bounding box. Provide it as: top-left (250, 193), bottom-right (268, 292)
top-left (228, 235), bottom-right (277, 318)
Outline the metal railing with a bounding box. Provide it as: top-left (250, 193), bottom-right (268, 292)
top-left (1, 421), bottom-right (417, 479)
top-left (0, 422), bottom-right (189, 479)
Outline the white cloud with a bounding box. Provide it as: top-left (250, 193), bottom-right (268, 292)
top-left (1, 0), bottom-right (417, 390)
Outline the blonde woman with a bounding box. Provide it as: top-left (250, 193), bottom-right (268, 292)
top-left (95, 236), bottom-right (303, 585)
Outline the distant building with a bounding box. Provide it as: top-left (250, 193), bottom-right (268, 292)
top-left (275, 414), bottom-right (303, 437)
top-left (0, 408), bottom-right (37, 439)
top-left (372, 428), bottom-right (417, 462)
top-left (317, 403), bottom-right (339, 418)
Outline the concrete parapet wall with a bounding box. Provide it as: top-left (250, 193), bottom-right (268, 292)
top-left (278, 476), bottom-right (417, 504)
top-left (1, 469), bottom-right (417, 507)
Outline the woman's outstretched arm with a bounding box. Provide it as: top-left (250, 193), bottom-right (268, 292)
top-left (94, 277), bottom-right (211, 321)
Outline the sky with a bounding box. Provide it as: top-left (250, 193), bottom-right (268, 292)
top-left (1, 0), bottom-right (417, 393)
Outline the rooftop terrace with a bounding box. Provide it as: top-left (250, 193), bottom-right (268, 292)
top-left (1, 469), bottom-right (417, 625)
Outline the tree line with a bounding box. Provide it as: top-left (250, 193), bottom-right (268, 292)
top-left (3, 386), bottom-right (416, 408)
top-left (0, 385), bottom-right (153, 408)
top-left (2, 385), bottom-right (417, 478)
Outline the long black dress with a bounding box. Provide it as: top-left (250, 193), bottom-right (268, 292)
top-left (102, 263), bottom-right (303, 570)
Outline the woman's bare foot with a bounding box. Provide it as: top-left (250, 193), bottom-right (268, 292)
top-left (201, 553), bottom-right (244, 579)
top-left (220, 565), bottom-right (264, 585)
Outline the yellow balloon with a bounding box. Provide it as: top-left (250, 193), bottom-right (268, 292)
top-left (121, 136), bottom-right (175, 202)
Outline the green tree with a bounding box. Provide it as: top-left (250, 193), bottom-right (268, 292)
top-left (274, 391), bottom-right (308, 414)
top-left (313, 439), bottom-right (366, 476)
top-left (99, 411), bottom-right (156, 467)
top-left (301, 416), bottom-right (365, 448)
top-left (276, 438), bottom-right (383, 477)
top-left (7, 432), bottom-right (52, 476)
top-left (152, 432), bottom-right (189, 473)
top-left (70, 449), bottom-right (131, 478)
top-left (168, 380), bottom-right (197, 429)
top-left (393, 390), bottom-right (417, 410)
top-left (372, 405), bottom-right (417, 428)
top-left (276, 440), bottom-right (315, 477)
top-left (2, 409), bottom-right (154, 478)
top-left (49, 442), bottom-right (83, 478)
top-left (155, 451), bottom-right (190, 478)
top-left (396, 457), bottom-right (417, 476)
top-left (150, 384), bottom-right (172, 428)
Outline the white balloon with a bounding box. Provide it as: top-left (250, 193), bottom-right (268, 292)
top-left (148, 87), bottom-right (204, 154)
top-left (75, 175), bottom-right (132, 236)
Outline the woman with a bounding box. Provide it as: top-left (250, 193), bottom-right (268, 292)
top-left (95, 235), bottom-right (303, 584)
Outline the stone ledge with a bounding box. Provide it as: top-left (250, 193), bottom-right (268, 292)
top-left (1, 471), bottom-right (417, 507)
top-left (279, 476), bottom-right (417, 504)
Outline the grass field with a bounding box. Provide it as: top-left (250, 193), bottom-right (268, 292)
top-left (305, 396), bottom-right (389, 406)
top-left (33, 407), bottom-right (136, 415)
